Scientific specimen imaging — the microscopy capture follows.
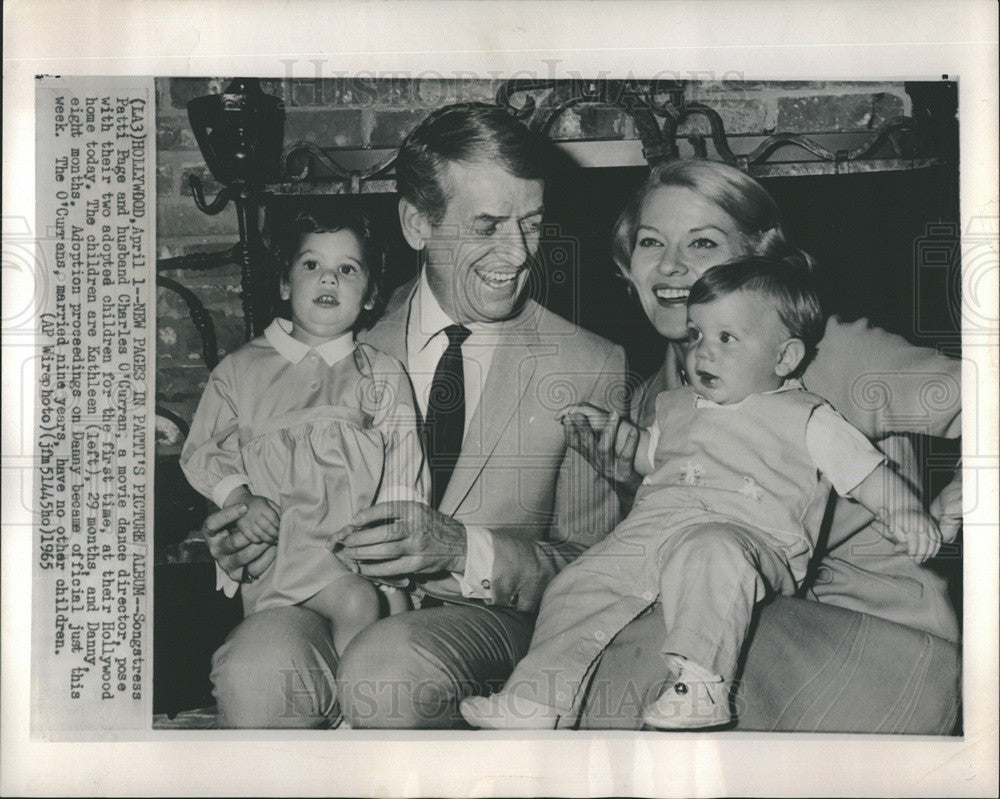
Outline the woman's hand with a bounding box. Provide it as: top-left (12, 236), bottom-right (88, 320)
top-left (929, 471), bottom-right (962, 545)
top-left (201, 503), bottom-right (277, 582)
top-left (557, 403), bottom-right (642, 487)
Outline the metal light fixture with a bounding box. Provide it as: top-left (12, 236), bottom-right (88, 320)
top-left (183, 78), bottom-right (285, 337)
top-left (187, 77), bottom-right (285, 190)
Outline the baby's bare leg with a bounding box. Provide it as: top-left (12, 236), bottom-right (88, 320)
top-left (302, 573), bottom-right (381, 656)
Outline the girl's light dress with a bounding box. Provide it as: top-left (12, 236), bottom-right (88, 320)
top-left (181, 319), bottom-right (424, 615)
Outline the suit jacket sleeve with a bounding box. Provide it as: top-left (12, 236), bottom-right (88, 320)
top-left (488, 344), bottom-right (628, 612)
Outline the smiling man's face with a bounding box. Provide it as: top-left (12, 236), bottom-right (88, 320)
top-left (420, 159), bottom-right (545, 324)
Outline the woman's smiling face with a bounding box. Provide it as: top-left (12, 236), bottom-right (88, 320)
top-left (626, 186), bottom-right (749, 341)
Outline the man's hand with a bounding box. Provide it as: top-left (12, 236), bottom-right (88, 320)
top-left (201, 503), bottom-right (277, 581)
top-left (557, 403), bottom-right (641, 486)
top-left (328, 501), bottom-right (467, 578)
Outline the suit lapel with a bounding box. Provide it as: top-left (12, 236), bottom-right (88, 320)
top-left (440, 304), bottom-right (540, 516)
top-left (364, 283), bottom-right (543, 516)
top-left (357, 278), bottom-right (415, 364)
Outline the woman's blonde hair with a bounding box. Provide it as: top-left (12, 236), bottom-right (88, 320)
top-left (611, 159), bottom-right (816, 277)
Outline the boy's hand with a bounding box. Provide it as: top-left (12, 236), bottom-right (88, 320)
top-left (557, 403), bottom-right (640, 486)
top-left (879, 507), bottom-right (942, 563)
top-left (225, 488), bottom-right (279, 544)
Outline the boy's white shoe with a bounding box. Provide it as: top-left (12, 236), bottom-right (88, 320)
top-left (459, 693), bottom-right (560, 730)
top-left (642, 655), bottom-right (732, 730)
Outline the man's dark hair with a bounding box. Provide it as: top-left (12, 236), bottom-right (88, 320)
top-left (274, 209), bottom-right (385, 330)
top-left (395, 102), bottom-right (548, 226)
top-left (688, 255), bottom-right (826, 374)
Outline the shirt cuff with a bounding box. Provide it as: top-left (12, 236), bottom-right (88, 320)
top-left (375, 483), bottom-right (426, 506)
top-left (212, 474), bottom-right (251, 510)
top-left (215, 563), bottom-right (240, 599)
top-left (452, 525), bottom-right (495, 600)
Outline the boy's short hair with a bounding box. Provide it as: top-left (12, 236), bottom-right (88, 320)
top-left (274, 209), bottom-right (385, 330)
top-left (396, 102), bottom-right (549, 227)
top-left (689, 255), bottom-right (826, 372)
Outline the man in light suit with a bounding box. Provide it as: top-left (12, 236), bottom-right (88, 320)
top-left (202, 103), bottom-right (627, 728)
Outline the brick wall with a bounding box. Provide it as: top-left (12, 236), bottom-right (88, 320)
top-left (155, 78), bottom-right (910, 432)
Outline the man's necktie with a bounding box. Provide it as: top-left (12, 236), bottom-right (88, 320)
top-left (425, 323), bottom-right (471, 509)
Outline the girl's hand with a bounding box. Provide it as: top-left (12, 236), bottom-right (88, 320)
top-left (557, 403), bottom-right (640, 486)
top-left (200, 503), bottom-right (276, 583)
top-left (234, 493), bottom-right (280, 544)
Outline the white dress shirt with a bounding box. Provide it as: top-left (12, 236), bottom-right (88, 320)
top-left (406, 271), bottom-right (499, 600)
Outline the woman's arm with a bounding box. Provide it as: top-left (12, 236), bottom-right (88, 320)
top-left (804, 315), bottom-right (962, 545)
top-left (803, 316), bottom-right (961, 440)
top-left (803, 317), bottom-right (961, 639)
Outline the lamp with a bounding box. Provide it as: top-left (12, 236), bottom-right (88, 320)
top-left (187, 78), bottom-right (284, 189)
top-left (184, 78), bottom-right (285, 337)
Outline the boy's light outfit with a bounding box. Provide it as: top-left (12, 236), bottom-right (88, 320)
top-left (181, 319), bottom-right (423, 615)
top-left (493, 381), bottom-right (886, 725)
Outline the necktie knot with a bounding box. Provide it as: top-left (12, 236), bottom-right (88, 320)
top-left (444, 323), bottom-right (471, 348)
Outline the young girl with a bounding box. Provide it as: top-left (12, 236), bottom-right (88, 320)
top-left (181, 210), bottom-right (424, 656)
top-left (460, 257), bottom-right (943, 730)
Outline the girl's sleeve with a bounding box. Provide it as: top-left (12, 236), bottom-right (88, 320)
top-left (179, 358), bottom-right (249, 509)
top-left (371, 357), bottom-right (427, 506)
